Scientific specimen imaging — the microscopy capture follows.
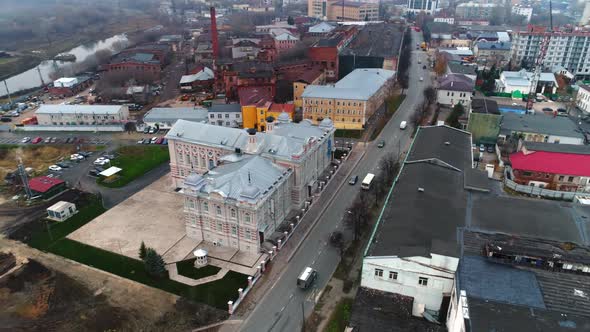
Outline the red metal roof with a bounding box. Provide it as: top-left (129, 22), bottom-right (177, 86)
top-left (269, 103), bottom-right (295, 113)
top-left (29, 176), bottom-right (65, 193)
top-left (510, 151), bottom-right (590, 177)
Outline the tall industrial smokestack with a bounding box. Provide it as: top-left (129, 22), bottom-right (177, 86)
top-left (210, 6), bottom-right (219, 61)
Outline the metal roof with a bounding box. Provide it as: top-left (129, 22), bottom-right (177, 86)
top-left (308, 22), bottom-right (335, 33)
top-left (36, 104), bottom-right (126, 115)
top-left (184, 156), bottom-right (291, 204)
top-left (166, 119), bottom-right (334, 163)
top-left (47, 201), bottom-right (75, 212)
top-left (143, 107), bottom-right (208, 123)
top-left (179, 67), bottom-right (214, 84)
top-left (302, 68), bottom-right (395, 101)
top-left (500, 112), bottom-right (583, 138)
top-left (209, 104), bottom-right (242, 113)
top-left (99, 166), bottom-right (122, 177)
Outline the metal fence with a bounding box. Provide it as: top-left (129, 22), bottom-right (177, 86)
top-left (504, 177), bottom-right (576, 201)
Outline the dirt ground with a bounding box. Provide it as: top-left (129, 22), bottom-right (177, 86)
top-left (0, 238), bottom-right (228, 331)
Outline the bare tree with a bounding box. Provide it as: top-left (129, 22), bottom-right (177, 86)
top-left (423, 87), bottom-right (436, 106)
top-left (329, 231), bottom-right (345, 257)
top-left (380, 152), bottom-right (401, 184)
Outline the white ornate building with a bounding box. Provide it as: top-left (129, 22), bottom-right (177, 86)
top-left (166, 113), bottom-right (336, 253)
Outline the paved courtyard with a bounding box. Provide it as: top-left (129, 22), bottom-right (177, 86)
top-left (68, 174), bottom-right (265, 275)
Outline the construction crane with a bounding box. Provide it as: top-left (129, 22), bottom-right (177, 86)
top-left (526, 0), bottom-right (553, 112)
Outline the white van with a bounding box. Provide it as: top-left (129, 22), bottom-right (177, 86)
top-left (400, 121), bottom-right (407, 130)
top-left (297, 267), bottom-right (318, 290)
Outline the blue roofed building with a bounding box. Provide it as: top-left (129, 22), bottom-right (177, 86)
top-left (473, 41), bottom-right (512, 69)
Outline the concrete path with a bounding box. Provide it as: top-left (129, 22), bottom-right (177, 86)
top-left (166, 262), bottom-right (228, 286)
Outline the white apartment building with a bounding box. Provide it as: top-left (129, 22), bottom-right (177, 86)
top-left (35, 104), bottom-right (129, 127)
top-left (511, 5), bottom-right (533, 23)
top-left (455, 2), bottom-right (497, 20)
top-left (166, 115), bottom-right (336, 253)
top-left (207, 104), bottom-right (242, 127)
top-left (308, 0), bottom-right (328, 19)
top-left (511, 28), bottom-right (590, 80)
top-left (406, 0), bottom-right (439, 14)
top-left (576, 84), bottom-right (590, 114)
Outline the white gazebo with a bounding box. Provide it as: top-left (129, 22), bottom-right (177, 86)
top-left (194, 249), bottom-right (208, 267)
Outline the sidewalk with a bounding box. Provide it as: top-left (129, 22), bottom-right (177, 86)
top-left (228, 144), bottom-right (367, 322)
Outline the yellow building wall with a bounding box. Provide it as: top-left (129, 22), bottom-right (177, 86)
top-left (242, 105), bottom-right (258, 129)
top-left (293, 82), bottom-right (307, 108)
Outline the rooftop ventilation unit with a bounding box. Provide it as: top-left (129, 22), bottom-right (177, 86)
top-left (418, 187), bottom-right (425, 192)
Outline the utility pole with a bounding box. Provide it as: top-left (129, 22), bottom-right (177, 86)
top-left (301, 301), bottom-right (306, 332)
top-left (36, 66), bottom-right (45, 87)
top-left (3, 80), bottom-right (13, 105)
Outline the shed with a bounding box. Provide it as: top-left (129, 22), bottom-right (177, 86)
top-left (47, 201), bottom-right (77, 221)
top-left (99, 166), bottom-right (122, 182)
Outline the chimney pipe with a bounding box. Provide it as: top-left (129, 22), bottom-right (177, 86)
top-left (210, 7), bottom-right (219, 61)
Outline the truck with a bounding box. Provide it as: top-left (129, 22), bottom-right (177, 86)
top-left (297, 267), bottom-right (318, 290)
top-left (21, 117), bottom-right (38, 125)
top-left (361, 173), bottom-right (375, 190)
top-left (420, 42), bottom-right (427, 50)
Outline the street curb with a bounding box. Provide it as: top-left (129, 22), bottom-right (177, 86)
top-left (286, 146), bottom-right (367, 263)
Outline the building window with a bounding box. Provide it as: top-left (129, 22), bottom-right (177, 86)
top-left (245, 229), bottom-right (251, 239)
top-left (568, 176), bottom-right (574, 182)
top-left (245, 213), bottom-right (251, 223)
top-left (217, 114), bottom-right (222, 118)
top-left (188, 199), bottom-right (195, 209)
top-left (203, 202), bottom-right (209, 212)
top-left (375, 269), bottom-right (383, 277)
top-left (419, 277), bottom-right (428, 286)
top-left (389, 271), bottom-right (398, 280)
top-left (216, 206), bottom-right (222, 215)
top-left (231, 225), bottom-right (237, 236)
top-left (225, 114), bottom-right (229, 118)
top-left (231, 209), bottom-right (236, 218)
top-left (559, 176), bottom-right (565, 181)
top-left (216, 222), bottom-right (223, 232)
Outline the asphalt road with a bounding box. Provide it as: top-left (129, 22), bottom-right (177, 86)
top-left (239, 30), bottom-right (430, 332)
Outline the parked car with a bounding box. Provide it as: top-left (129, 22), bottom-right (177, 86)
top-left (486, 146), bottom-right (494, 153)
top-left (149, 127), bottom-right (157, 134)
top-left (94, 166), bottom-right (105, 173)
top-left (137, 139), bottom-right (144, 144)
top-left (44, 137), bottom-right (51, 143)
top-left (50, 137), bottom-right (57, 143)
top-left (56, 161), bottom-right (70, 168)
top-left (479, 144), bottom-right (485, 152)
top-left (542, 107), bottom-right (554, 113)
top-left (102, 153), bottom-right (115, 160)
top-left (155, 137), bottom-right (164, 144)
top-left (377, 140), bottom-right (385, 148)
top-left (48, 165), bottom-right (62, 172)
top-left (162, 138), bottom-right (168, 145)
top-left (348, 175), bottom-right (359, 185)
top-left (78, 151), bottom-right (92, 157)
top-left (31, 137), bottom-right (43, 144)
top-left (93, 157), bottom-right (110, 166)
top-left (142, 138), bottom-right (151, 144)
top-left (88, 169), bottom-right (100, 177)
top-left (21, 137), bottom-right (31, 143)
top-left (557, 108), bottom-right (567, 114)
top-left (143, 126), bottom-right (150, 134)
top-left (151, 136), bottom-right (158, 143)
top-left (70, 154), bottom-right (84, 161)
top-left (0, 117), bottom-right (12, 122)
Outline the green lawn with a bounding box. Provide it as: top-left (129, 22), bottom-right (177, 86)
top-left (98, 145), bottom-right (169, 188)
top-left (386, 94), bottom-right (406, 115)
top-left (335, 129), bottom-right (363, 139)
top-left (28, 195), bottom-right (105, 250)
top-left (27, 194), bottom-right (248, 309)
top-left (177, 259), bottom-right (221, 280)
top-left (324, 298), bottom-right (353, 332)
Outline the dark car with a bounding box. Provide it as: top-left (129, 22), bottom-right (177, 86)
top-left (0, 117), bottom-right (12, 122)
top-left (349, 175), bottom-right (359, 185)
top-left (557, 108), bottom-right (567, 114)
top-left (486, 146), bottom-right (494, 153)
top-left (377, 140), bottom-right (385, 148)
top-left (422, 65), bottom-right (427, 69)
top-left (94, 166), bottom-right (105, 173)
top-left (542, 107), bottom-right (554, 113)
top-left (56, 161), bottom-right (71, 168)
top-left (143, 126), bottom-right (150, 134)
top-left (142, 138), bottom-right (151, 144)
top-left (88, 169), bottom-right (100, 177)
top-left (78, 151), bottom-right (93, 157)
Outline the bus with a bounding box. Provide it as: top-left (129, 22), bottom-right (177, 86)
top-left (361, 173), bottom-right (375, 190)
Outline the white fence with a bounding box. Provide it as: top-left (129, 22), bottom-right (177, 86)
top-left (504, 177), bottom-right (576, 201)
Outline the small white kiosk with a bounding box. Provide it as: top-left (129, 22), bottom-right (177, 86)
top-left (194, 249), bottom-right (208, 267)
top-left (47, 201), bottom-right (77, 222)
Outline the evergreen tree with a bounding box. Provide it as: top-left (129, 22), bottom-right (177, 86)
top-left (139, 241), bottom-right (147, 260)
top-left (446, 103), bottom-right (465, 129)
top-left (287, 16), bottom-right (294, 25)
top-left (144, 248), bottom-right (167, 278)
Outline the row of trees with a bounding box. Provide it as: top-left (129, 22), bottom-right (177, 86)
top-left (410, 87), bottom-right (436, 129)
top-left (397, 27), bottom-right (412, 92)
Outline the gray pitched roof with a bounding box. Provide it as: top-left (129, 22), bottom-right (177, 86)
top-left (36, 104), bottom-right (125, 115)
top-left (438, 73), bottom-right (475, 92)
top-left (523, 141), bottom-right (590, 155)
top-left (185, 156), bottom-right (290, 204)
top-left (166, 119), bottom-right (333, 163)
top-left (500, 112), bottom-right (584, 139)
top-left (302, 69), bottom-right (395, 101)
top-left (143, 107), bottom-right (208, 123)
top-left (447, 62), bottom-right (477, 76)
top-left (208, 103), bottom-right (242, 113)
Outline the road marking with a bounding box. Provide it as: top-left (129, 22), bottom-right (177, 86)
top-left (280, 306), bottom-right (286, 312)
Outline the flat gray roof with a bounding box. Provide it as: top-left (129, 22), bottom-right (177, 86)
top-left (302, 68), bottom-right (394, 101)
top-left (500, 112), bottom-right (584, 139)
top-left (36, 104), bottom-right (125, 115)
top-left (143, 107), bottom-right (208, 123)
